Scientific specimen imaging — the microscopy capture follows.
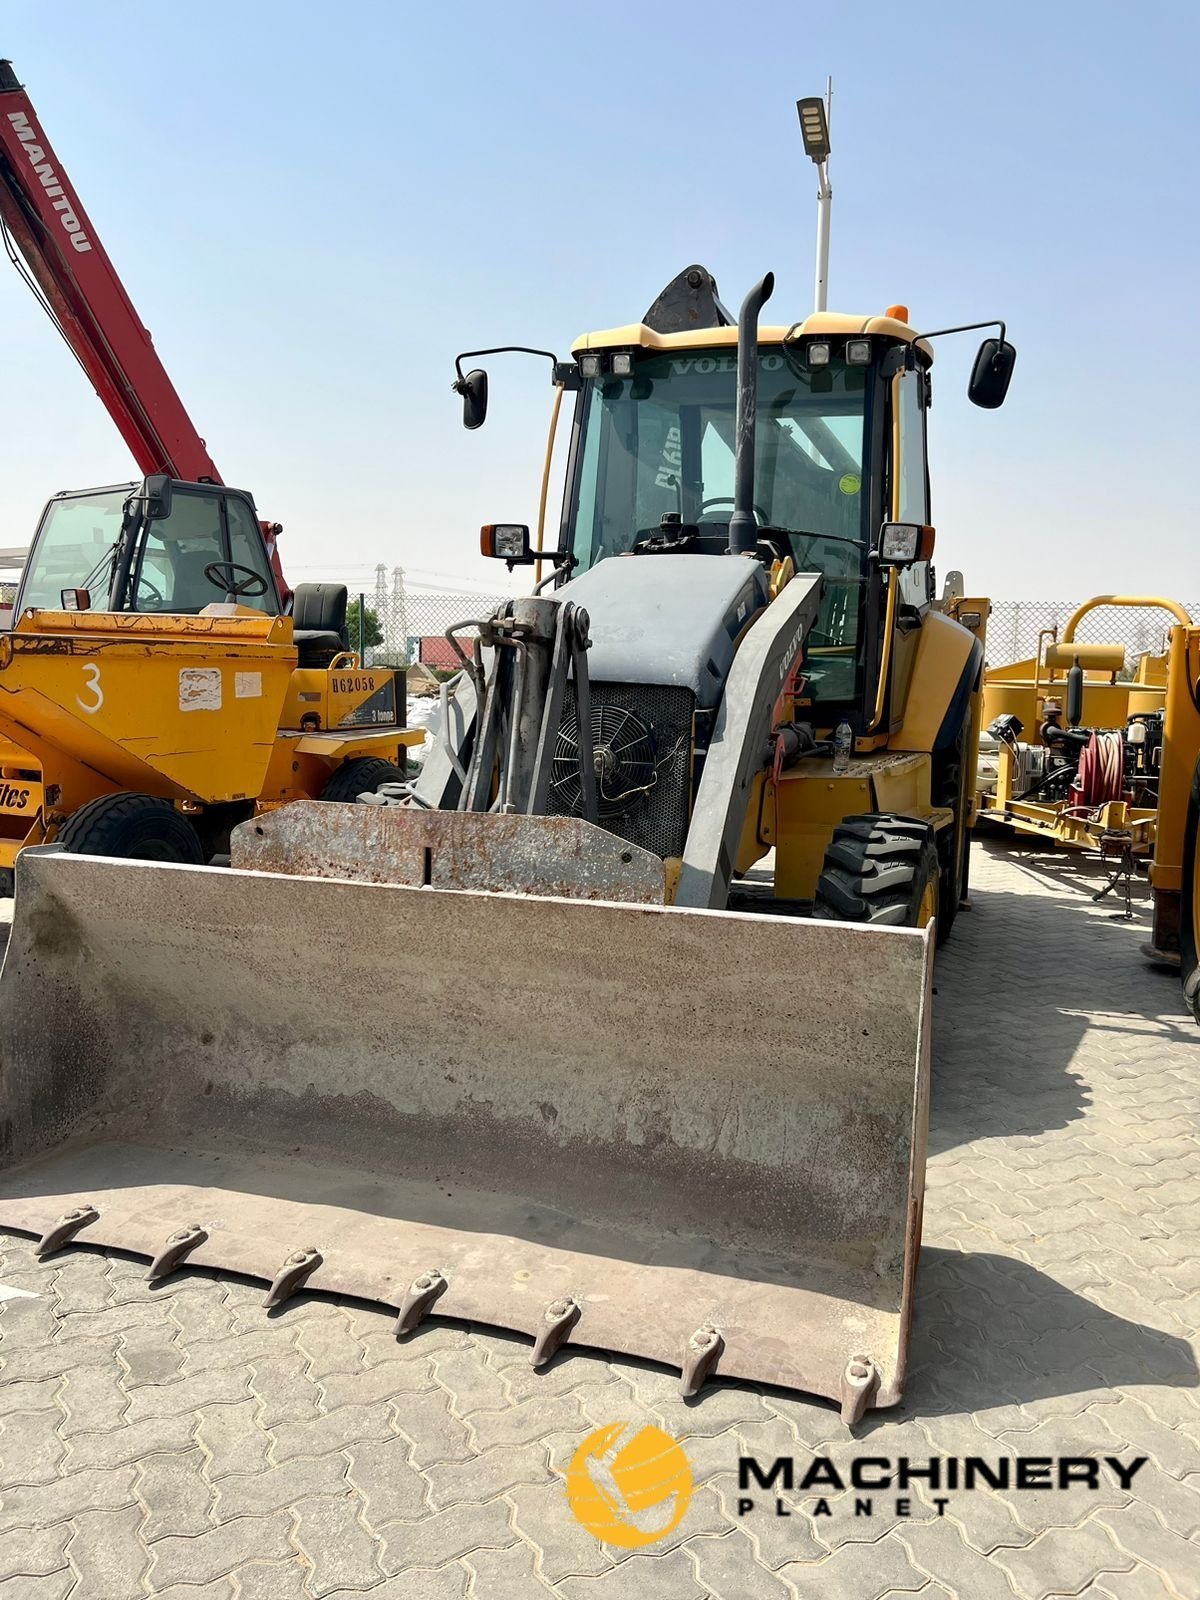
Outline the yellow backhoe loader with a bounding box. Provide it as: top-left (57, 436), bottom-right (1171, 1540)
top-left (0, 267), bottom-right (1013, 1423)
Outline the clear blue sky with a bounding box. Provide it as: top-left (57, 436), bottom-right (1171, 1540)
top-left (2, 0), bottom-right (1196, 598)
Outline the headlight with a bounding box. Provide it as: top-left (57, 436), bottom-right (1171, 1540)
top-left (610, 351), bottom-right (633, 377)
top-left (807, 341), bottom-right (831, 367)
top-left (578, 353), bottom-right (602, 379)
top-left (846, 339), bottom-right (872, 365)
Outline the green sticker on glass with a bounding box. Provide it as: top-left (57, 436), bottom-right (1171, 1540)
top-left (838, 473), bottom-right (861, 496)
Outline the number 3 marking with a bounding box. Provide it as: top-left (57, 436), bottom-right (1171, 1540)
top-left (77, 663), bottom-right (104, 714)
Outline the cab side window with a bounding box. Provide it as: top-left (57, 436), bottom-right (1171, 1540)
top-left (895, 370), bottom-right (931, 609)
top-left (223, 496), bottom-right (278, 613)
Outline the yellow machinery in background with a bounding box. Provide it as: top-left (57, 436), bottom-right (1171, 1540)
top-left (1145, 623), bottom-right (1200, 1021)
top-left (976, 595), bottom-right (1189, 855)
top-left (0, 478), bottom-right (421, 881)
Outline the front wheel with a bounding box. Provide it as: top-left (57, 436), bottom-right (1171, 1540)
top-left (56, 792), bottom-right (204, 863)
top-left (320, 757), bottom-right (407, 804)
top-left (813, 814), bottom-right (940, 930)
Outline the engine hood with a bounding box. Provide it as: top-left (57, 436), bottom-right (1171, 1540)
top-left (555, 554), bottom-right (770, 709)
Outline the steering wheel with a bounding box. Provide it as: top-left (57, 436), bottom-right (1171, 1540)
top-left (203, 561), bottom-right (269, 599)
top-left (698, 495), bottom-right (770, 523)
top-left (135, 576), bottom-right (165, 607)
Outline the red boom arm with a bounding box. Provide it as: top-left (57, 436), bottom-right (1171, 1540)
top-left (0, 61), bottom-right (289, 599)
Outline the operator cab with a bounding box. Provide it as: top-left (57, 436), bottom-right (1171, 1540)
top-left (456, 265), bottom-right (1013, 725)
top-left (15, 478), bottom-right (348, 665)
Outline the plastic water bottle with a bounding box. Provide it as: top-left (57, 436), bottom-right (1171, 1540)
top-left (832, 720), bottom-right (853, 775)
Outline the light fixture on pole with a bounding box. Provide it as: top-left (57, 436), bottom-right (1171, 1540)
top-left (797, 82), bottom-right (833, 313)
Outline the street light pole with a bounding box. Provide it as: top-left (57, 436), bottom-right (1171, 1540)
top-left (798, 81), bottom-right (833, 313)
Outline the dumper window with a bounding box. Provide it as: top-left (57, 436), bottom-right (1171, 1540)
top-left (17, 488), bottom-right (127, 614)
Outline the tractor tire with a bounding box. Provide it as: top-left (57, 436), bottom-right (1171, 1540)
top-left (56, 792), bottom-right (205, 864)
top-left (812, 814), bottom-right (940, 931)
top-left (320, 757), bottom-right (407, 804)
top-left (1181, 756), bottom-right (1200, 1025)
top-left (931, 718), bottom-right (972, 946)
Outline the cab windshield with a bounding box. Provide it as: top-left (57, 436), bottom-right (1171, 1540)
top-left (17, 484), bottom-right (279, 618)
top-left (567, 348), bottom-right (871, 702)
top-left (16, 486), bottom-right (129, 613)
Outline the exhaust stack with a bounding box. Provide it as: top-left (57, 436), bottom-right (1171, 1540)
top-left (729, 272), bottom-right (775, 556)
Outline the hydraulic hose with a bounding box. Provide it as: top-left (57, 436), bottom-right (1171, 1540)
top-left (1072, 730), bottom-right (1125, 809)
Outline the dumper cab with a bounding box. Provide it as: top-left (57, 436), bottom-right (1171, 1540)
top-left (0, 475), bottom-right (421, 878)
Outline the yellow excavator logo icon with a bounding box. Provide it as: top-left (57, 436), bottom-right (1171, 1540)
top-left (565, 1423), bottom-right (693, 1548)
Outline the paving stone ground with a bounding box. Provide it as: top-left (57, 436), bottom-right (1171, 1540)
top-left (0, 840), bottom-right (1197, 1598)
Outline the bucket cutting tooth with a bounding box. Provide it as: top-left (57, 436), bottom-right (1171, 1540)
top-left (36, 1204), bottom-right (99, 1259)
top-left (395, 1269), bottom-right (448, 1338)
top-left (263, 1246), bottom-right (323, 1309)
top-left (146, 1224), bottom-right (208, 1282)
top-left (840, 1354), bottom-right (880, 1426)
top-left (530, 1296), bottom-right (581, 1367)
top-left (680, 1324), bottom-right (724, 1397)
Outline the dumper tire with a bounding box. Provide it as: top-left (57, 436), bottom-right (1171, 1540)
top-left (56, 792), bottom-right (205, 864)
top-left (321, 757), bottom-right (407, 804)
top-left (813, 814), bottom-right (940, 930)
top-left (1181, 755), bottom-right (1200, 1025)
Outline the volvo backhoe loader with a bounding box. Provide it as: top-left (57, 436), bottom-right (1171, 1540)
top-left (0, 267), bottom-right (1013, 1423)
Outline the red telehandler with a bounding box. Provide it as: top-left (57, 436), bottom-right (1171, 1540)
top-left (0, 58), bottom-right (289, 598)
top-left (0, 61), bottom-right (418, 885)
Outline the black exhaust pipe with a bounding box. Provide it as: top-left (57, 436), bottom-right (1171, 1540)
top-left (729, 271), bottom-right (775, 556)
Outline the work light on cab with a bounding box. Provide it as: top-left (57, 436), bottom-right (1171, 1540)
top-left (480, 524), bottom-right (533, 564)
top-left (878, 523), bottom-right (936, 565)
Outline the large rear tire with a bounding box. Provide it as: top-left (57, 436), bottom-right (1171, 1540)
top-left (320, 757), bottom-right (407, 804)
top-left (56, 792), bottom-right (204, 864)
top-left (1181, 757), bottom-right (1200, 1024)
top-left (931, 719), bottom-right (972, 946)
top-left (813, 814), bottom-right (940, 930)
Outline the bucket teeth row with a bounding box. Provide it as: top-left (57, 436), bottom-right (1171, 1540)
top-left (29, 1208), bottom-right (886, 1412)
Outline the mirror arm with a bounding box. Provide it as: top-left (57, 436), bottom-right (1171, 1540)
top-left (910, 318), bottom-right (1006, 347)
top-left (452, 347), bottom-right (564, 384)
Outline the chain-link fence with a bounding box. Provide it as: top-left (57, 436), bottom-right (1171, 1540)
top-left (342, 578), bottom-right (1199, 676)
top-left (985, 600), bottom-right (1197, 670)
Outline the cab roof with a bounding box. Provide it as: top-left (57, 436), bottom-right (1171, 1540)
top-left (571, 311), bottom-right (932, 362)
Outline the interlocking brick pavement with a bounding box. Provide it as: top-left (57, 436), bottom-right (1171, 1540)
top-left (0, 841), bottom-right (1197, 1597)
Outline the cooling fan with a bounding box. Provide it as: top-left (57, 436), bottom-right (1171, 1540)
top-left (552, 699), bottom-right (659, 819)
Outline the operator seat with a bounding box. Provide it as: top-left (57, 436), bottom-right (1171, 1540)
top-left (291, 582), bottom-right (350, 668)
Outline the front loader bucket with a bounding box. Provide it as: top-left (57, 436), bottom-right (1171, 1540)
top-left (0, 848), bottom-right (931, 1419)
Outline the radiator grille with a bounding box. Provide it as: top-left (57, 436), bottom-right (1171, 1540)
top-left (548, 683), bottom-right (695, 859)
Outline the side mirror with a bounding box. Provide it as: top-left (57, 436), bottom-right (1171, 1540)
top-left (967, 338), bottom-right (1016, 409)
top-left (480, 523), bottom-right (533, 566)
top-left (455, 369), bottom-right (488, 431)
top-left (140, 473), bottom-right (173, 520)
top-left (878, 522), bottom-right (936, 566)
